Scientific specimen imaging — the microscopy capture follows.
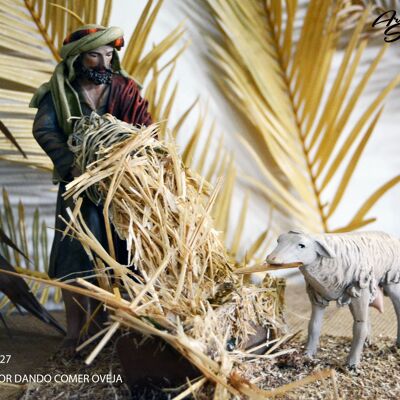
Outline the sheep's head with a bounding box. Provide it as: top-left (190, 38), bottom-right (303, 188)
top-left (266, 231), bottom-right (336, 266)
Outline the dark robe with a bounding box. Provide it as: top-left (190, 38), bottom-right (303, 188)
top-left (33, 74), bottom-right (152, 280)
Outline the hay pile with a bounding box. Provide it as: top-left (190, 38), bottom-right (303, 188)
top-left (57, 113), bottom-right (327, 397)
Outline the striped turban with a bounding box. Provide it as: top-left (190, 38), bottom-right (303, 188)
top-left (30, 25), bottom-right (129, 135)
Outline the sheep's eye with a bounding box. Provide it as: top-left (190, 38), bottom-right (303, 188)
top-left (298, 243), bottom-right (305, 249)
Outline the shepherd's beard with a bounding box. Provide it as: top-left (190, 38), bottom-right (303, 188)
top-left (75, 60), bottom-right (113, 85)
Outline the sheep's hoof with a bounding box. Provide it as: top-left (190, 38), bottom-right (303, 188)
top-left (346, 361), bottom-right (359, 372)
top-left (365, 336), bottom-right (373, 347)
top-left (304, 349), bottom-right (316, 359)
top-left (303, 351), bottom-right (318, 367)
top-left (346, 357), bottom-right (360, 372)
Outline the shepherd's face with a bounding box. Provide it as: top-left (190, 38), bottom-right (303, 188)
top-left (82, 45), bottom-right (114, 71)
top-left (76, 45), bottom-right (114, 85)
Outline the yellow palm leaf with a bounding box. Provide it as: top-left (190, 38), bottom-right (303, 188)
top-left (200, 0), bottom-right (399, 232)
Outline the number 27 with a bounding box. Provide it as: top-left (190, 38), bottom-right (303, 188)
top-left (0, 355), bottom-right (11, 363)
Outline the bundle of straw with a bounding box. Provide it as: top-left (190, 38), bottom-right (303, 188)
top-left (60, 113), bottom-right (326, 397)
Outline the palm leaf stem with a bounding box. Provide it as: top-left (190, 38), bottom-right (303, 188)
top-left (264, 1), bottom-right (327, 231)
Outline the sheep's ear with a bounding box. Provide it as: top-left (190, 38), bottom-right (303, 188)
top-left (315, 240), bottom-right (336, 258)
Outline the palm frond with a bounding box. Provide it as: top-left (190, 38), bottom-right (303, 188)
top-left (200, 0), bottom-right (399, 232)
top-left (229, 191), bottom-right (249, 257)
top-left (100, 0), bottom-right (113, 27)
top-left (0, 119), bottom-right (26, 158)
top-left (0, 189), bottom-right (61, 311)
top-left (339, 1), bottom-right (399, 39)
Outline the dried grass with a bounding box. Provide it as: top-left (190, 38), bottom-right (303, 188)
top-left (47, 113), bottom-right (330, 397)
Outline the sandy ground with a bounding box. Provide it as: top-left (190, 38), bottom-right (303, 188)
top-left (0, 281), bottom-right (397, 399)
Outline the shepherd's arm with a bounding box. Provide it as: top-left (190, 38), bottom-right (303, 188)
top-left (32, 93), bottom-right (75, 181)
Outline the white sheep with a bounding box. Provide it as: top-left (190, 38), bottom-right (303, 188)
top-left (266, 230), bottom-right (400, 368)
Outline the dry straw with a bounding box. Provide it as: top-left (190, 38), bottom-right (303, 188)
top-left (56, 113), bottom-right (330, 397)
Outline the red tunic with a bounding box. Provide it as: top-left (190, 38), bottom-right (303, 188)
top-left (107, 75), bottom-right (153, 127)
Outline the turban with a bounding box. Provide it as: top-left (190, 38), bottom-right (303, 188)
top-left (61, 25), bottom-right (124, 59)
top-left (30, 25), bottom-right (129, 135)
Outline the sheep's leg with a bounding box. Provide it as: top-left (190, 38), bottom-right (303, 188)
top-left (383, 282), bottom-right (400, 347)
top-left (348, 288), bottom-right (369, 368)
top-left (365, 320), bottom-right (372, 347)
top-left (305, 302), bottom-right (326, 357)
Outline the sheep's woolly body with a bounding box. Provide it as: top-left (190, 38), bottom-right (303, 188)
top-left (269, 230), bottom-right (400, 366)
top-left (304, 231), bottom-right (400, 306)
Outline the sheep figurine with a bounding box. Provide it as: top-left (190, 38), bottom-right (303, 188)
top-left (266, 230), bottom-right (400, 368)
